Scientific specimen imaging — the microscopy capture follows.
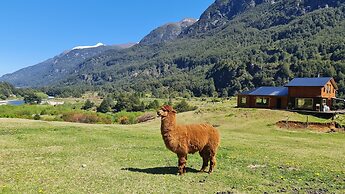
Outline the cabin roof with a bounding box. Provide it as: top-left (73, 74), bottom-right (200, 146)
top-left (240, 87), bottom-right (288, 96)
top-left (285, 77), bottom-right (338, 89)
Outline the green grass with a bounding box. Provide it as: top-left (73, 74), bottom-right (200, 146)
top-left (0, 99), bottom-right (344, 193)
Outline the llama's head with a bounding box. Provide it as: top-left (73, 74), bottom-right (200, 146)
top-left (157, 105), bottom-right (176, 118)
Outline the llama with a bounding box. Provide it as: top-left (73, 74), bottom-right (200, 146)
top-left (157, 105), bottom-right (220, 175)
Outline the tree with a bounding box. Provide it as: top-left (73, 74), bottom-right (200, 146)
top-left (221, 88), bottom-right (228, 98)
top-left (82, 99), bottom-right (94, 110)
top-left (147, 100), bottom-right (160, 110)
top-left (97, 98), bottom-right (112, 113)
top-left (174, 99), bottom-right (198, 113)
top-left (24, 93), bottom-right (42, 104)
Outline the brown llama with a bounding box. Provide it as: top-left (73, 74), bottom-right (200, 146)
top-left (157, 105), bottom-right (220, 175)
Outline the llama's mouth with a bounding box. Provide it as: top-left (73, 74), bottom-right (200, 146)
top-left (157, 112), bottom-right (166, 118)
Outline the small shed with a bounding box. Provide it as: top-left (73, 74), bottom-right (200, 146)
top-left (238, 87), bottom-right (288, 109)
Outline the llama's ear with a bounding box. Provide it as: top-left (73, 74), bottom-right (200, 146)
top-left (172, 109), bottom-right (177, 113)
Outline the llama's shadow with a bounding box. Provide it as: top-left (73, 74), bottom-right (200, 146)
top-left (121, 166), bottom-right (199, 175)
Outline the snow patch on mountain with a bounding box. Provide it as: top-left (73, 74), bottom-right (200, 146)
top-left (72, 43), bottom-right (105, 50)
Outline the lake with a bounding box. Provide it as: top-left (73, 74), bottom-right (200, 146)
top-left (7, 100), bottom-right (25, 106)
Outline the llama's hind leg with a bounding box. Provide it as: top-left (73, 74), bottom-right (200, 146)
top-left (177, 154), bottom-right (187, 175)
top-left (199, 149), bottom-right (209, 172)
top-left (209, 154), bottom-right (216, 174)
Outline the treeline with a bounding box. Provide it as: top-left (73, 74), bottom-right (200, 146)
top-left (0, 82), bottom-right (43, 100)
top-left (0, 82), bottom-right (16, 100)
top-left (90, 93), bottom-right (196, 114)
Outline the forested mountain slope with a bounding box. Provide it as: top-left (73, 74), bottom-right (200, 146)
top-left (2, 0), bottom-right (345, 98)
top-left (60, 0), bottom-right (345, 97)
top-left (0, 44), bottom-right (134, 87)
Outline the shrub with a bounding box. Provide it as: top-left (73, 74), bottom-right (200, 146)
top-left (82, 99), bottom-right (94, 110)
top-left (174, 99), bottom-right (198, 113)
top-left (40, 109), bottom-right (47, 115)
top-left (33, 114), bottom-right (41, 120)
top-left (61, 112), bottom-right (111, 124)
top-left (118, 116), bottom-right (129, 124)
top-left (113, 111), bottom-right (142, 124)
top-left (146, 100), bottom-right (160, 110)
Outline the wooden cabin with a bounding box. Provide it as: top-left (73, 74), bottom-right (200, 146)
top-left (285, 77), bottom-right (338, 111)
top-left (237, 77), bottom-right (338, 111)
top-left (237, 87), bottom-right (288, 109)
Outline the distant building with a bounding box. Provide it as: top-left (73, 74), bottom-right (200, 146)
top-left (238, 77), bottom-right (338, 111)
top-left (41, 100), bottom-right (64, 106)
top-left (238, 87), bottom-right (288, 109)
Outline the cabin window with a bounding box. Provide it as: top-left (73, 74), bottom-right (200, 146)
top-left (295, 98), bottom-right (313, 110)
top-left (256, 97), bottom-right (269, 106)
top-left (240, 97), bottom-right (247, 105)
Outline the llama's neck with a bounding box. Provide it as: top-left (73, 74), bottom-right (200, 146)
top-left (160, 115), bottom-right (179, 152)
top-left (161, 115), bottom-right (177, 134)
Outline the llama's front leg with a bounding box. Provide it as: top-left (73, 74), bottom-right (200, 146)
top-left (177, 154), bottom-right (187, 175)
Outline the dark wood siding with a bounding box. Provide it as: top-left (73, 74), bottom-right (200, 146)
top-left (237, 95), bottom-right (288, 109)
top-left (288, 87), bottom-right (322, 98)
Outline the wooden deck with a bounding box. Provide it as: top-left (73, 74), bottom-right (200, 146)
top-left (288, 109), bottom-right (345, 119)
top-left (289, 109), bottom-right (345, 114)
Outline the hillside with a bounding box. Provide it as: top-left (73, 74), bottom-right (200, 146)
top-left (58, 0), bottom-right (345, 97)
top-left (2, 0), bottom-right (345, 97)
top-left (0, 43), bottom-right (135, 87)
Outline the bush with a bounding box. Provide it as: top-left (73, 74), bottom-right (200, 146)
top-left (33, 114), bottom-right (41, 120)
top-left (146, 100), bottom-right (160, 110)
top-left (62, 112), bottom-right (112, 124)
top-left (118, 116), bottom-right (129, 124)
top-left (82, 99), bottom-right (95, 110)
top-left (113, 111), bottom-right (142, 124)
top-left (174, 100), bottom-right (198, 113)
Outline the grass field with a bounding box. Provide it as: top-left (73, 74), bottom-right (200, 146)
top-left (0, 99), bottom-right (344, 193)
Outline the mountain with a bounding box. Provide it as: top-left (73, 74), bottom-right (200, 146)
top-left (2, 0), bottom-right (345, 98)
top-left (0, 43), bottom-right (135, 87)
top-left (182, 0), bottom-right (343, 36)
top-left (140, 18), bottom-right (197, 45)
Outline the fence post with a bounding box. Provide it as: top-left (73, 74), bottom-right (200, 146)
top-left (306, 116), bottom-right (309, 128)
top-left (286, 116), bottom-right (289, 129)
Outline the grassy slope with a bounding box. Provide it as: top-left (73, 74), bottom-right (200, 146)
top-left (0, 99), bottom-right (344, 193)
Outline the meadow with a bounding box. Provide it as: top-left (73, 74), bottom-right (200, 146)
top-left (0, 99), bottom-right (344, 193)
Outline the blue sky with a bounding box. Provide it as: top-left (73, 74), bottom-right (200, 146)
top-left (0, 0), bottom-right (214, 76)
